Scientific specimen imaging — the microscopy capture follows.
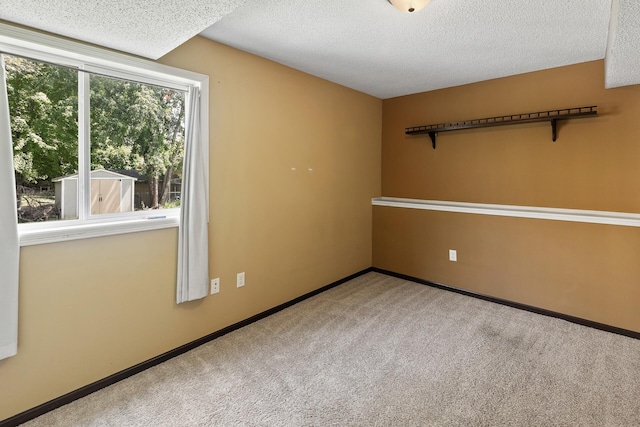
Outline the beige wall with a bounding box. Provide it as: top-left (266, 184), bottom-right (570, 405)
top-left (374, 60), bottom-right (640, 332)
top-left (0, 35), bottom-right (381, 420)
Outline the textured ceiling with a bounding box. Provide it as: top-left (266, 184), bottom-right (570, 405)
top-left (1, 0), bottom-right (638, 99)
top-left (605, 0), bottom-right (640, 88)
top-left (200, 0), bottom-right (612, 98)
top-left (0, 0), bottom-right (242, 59)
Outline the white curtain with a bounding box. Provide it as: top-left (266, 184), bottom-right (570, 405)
top-left (177, 86), bottom-right (209, 303)
top-left (0, 55), bottom-right (20, 360)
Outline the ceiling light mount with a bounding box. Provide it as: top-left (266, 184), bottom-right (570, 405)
top-left (388, 0), bottom-right (431, 13)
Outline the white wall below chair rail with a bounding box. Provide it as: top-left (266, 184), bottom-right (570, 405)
top-left (372, 197), bottom-right (640, 228)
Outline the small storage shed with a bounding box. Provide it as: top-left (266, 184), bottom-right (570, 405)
top-left (53, 169), bottom-right (137, 219)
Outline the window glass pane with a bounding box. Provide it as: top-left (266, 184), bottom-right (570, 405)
top-left (4, 54), bottom-right (79, 223)
top-left (89, 74), bottom-right (185, 214)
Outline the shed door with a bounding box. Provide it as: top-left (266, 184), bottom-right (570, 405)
top-left (91, 179), bottom-right (121, 215)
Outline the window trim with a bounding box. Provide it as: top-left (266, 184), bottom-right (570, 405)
top-left (0, 23), bottom-right (209, 247)
top-left (19, 215), bottom-right (180, 247)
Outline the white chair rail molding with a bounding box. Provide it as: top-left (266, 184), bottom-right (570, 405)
top-left (371, 197), bottom-right (640, 228)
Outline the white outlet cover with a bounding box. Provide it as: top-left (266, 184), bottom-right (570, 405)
top-left (449, 250), bottom-right (457, 262)
top-left (237, 272), bottom-right (245, 288)
top-left (211, 278), bottom-right (220, 294)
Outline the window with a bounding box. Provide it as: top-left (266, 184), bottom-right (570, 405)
top-left (6, 56), bottom-right (186, 223)
top-left (0, 24), bottom-right (208, 245)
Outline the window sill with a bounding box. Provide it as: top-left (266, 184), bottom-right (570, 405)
top-left (19, 215), bottom-right (179, 247)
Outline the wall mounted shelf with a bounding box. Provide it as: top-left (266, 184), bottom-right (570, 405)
top-left (405, 106), bottom-right (598, 149)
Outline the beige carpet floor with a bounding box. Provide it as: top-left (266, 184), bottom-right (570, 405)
top-left (21, 272), bottom-right (640, 426)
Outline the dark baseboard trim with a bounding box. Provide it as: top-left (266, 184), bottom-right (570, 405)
top-left (7, 266), bottom-right (635, 426)
top-left (372, 267), bottom-right (640, 340)
top-left (0, 267), bottom-right (373, 427)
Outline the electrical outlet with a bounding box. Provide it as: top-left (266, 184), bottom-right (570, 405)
top-left (211, 278), bottom-right (220, 295)
top-left (237, 272), bottom-right (245, 288)
top-left (449, 249), bottom-right (457, 262)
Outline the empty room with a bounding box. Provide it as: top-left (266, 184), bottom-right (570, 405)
top-left (1, 0), bottom-right (639, 425)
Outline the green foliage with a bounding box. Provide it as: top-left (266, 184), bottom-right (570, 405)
top-left (162, 199), bottom-right (181, 209)
top-left (5, 54), bottom-right (185, 207)
top-left (5, 56), bottom-right (78, 183)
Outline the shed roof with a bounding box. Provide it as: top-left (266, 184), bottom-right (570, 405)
top-left (52, 169), bottom-right (138, 182)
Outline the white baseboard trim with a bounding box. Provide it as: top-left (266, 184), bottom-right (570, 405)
top-left (372, 197), bottom-right (640, 228)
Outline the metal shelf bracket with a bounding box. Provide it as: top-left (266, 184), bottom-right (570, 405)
top-left (428, 132), bottom-right (436, 149)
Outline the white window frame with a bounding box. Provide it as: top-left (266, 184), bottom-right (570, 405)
top-left (0, 23), bottom-right (209, 247)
